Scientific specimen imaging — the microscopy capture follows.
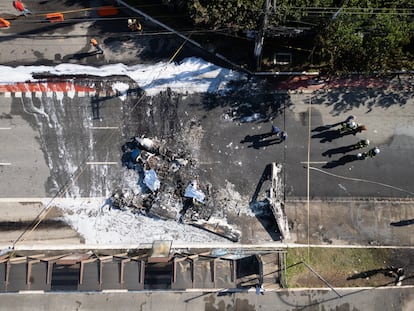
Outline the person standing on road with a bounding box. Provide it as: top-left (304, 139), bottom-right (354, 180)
top-left (90, 38), bottom-right (104, 54)
top-left (127, 18), bottom-right (142, 32)
top-left (13, 0), bottom-right (31, 16)
top-left (279, 131), bottom-right (288, 141)
top-left (270, 124), bottom-right (287, 142)
top-left (367, 147), bottom-right (380, 157)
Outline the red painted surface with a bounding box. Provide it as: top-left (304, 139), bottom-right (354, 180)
top-left (0, 82), bottom-right (95, 93)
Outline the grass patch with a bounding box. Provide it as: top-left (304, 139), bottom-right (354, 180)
top-left (286, 247), bottom-right (393, 288)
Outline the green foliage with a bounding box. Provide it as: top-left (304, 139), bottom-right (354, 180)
top-left (182, 0), bottom-right (414, 72)
top-left (317, 9), bottom-right (413, 73)
top-left (187, 0), bottom-right (264, 30)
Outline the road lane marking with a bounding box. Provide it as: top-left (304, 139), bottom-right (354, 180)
top-left (0, 127), bottom-right (11, 130)
top-left (0, 162), bottom-right (12, 166)
top-left (309, 166), bottom-right (414, 196)
top-left (301, 161), bottom-right (327, 164)
top-left (86, 162), bottom-right (118, 165)
top-left (89, 126), bottom-right (119, 130)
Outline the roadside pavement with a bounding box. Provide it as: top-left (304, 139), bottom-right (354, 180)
top-left (1, 286), bottom-right (414, 311)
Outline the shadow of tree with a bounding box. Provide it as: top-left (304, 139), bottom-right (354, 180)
top-left (311, 78), bottom-right (414, 114)
top-left (195, 89), bottom-right (291, 123)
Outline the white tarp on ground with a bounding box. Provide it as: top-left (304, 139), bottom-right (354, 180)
top-left (0, 57), bottom-right (244, 96)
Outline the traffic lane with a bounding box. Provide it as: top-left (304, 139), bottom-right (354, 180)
top-left (0, 0), bottom-right (140, 66)
top-left (286, 101), bottom-right (414, 198)
top-left (307, 146), bottom-right (414, 198)
top-left (0, 93), bottom-right (125, 198)
top-left (198, 109), bottom-right (286, 198)
top-left (0, 287), bottom-right (411, 311)
top-left (0, 96), bottom-right (50, 197)
top-left (0, 0), bottom-right (105, 33)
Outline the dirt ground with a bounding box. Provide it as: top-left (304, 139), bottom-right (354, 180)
top-left (286, 247), bottom-right (414, 288)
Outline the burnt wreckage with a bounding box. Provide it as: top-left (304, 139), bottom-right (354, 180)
top-left (109, 135), bottom-right (241, 242)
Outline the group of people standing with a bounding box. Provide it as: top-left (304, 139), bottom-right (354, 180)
top-left (342, 116), bottom-right (380, 159)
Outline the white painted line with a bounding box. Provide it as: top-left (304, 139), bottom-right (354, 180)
top-left (14, 92), bottom-right (22, 98)
top-left (90, 126), bottom-right (119, 130)
top-left (301, 161), bottom-right (328, 164)
top-left (35, 92), bottom-right (42, 98)
top-left (0, 127), bottom-right (11, 130)
top-left (0, 197), bottom-right (106, 203)
top-left (78, 91), bottom-right (85, 97)
top-left (0, 162), bottom-right (12, 166)
top-left (102, 289), bottom-right (128, 293)
top-left (19, 290), bottom-right (44, 294)
top-left (4, 92), bottom-right (11, 98)
top-left (24, 92), bottom-right (31, 97)
top-left (86, 162), bottom-right (118, 165)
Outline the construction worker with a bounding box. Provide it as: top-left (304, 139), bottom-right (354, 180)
top-left (127, 18), bottom-right (142, 32)
top-left (271, 125), bottom-right (280, 135)
top-left (354, 139), bottom-right (369, 149)
top-left (345, 115), bottom-right (356, 127)
top-left (367, 147), bottom-right (380, 157)
top-left (279, 131), bottom-right (288, 141)
top-left (90, 38), bottom-right (103, 54)
top-left (271, 125), bottom-right (287, 141)
top-left (13, 0), bottom-right (31, 16)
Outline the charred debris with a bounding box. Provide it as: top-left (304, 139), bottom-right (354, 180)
top-left (108, 135), bottom-right (241, 242)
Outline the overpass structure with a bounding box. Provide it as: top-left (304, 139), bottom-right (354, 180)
top-left (0, 243), bottom-right (286, 292)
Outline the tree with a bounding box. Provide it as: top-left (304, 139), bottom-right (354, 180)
top-left (186, 0), bottom-right (264, 30)
top-left (317, 9), bottom-right (413, 73)
top-left (179, 0), bottom-right (414, 72)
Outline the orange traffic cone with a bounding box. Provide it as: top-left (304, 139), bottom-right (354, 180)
top-left (0, 18), bottom-right (11, 28)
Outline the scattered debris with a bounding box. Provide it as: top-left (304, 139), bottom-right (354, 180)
top-left (107, 134), bottom-right (241, 242)
top-left (184, 180), bottom-right (205, 203)
top-left (190, 219), bottom-right (241, 242)
top-left (144, 169), bottom-right (160, 192)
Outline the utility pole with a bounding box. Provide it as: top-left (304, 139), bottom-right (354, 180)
top-left (254, 0), bottom-right (270, 71)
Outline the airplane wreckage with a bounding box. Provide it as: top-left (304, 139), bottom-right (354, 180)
top-left (108, 135), bottom-right (242, 242)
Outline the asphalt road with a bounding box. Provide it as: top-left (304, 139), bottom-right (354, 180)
top-left (1, 87), bottom-right (414, 199)
top-left (1, 287), bottom-right (414, 311)
top-left (1, 1), bottom-right (414, 310)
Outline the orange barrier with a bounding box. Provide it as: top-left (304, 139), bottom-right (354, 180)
top-left (0, 18), bottom-right (11, 28)
top-left (97, 6), bottom-right (118, 17)
top-left (46, 13), bottom-right (64, 22)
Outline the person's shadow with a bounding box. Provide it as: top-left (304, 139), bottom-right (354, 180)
top-left (322, 144), bottom-right (357, 157)
top-left (240, 132), bottom-right (283, 149)
top-left (346, 268), bottom-right (387, 280)
top-left (69, 51), bottom-right (102, 60)
top-left (312, 122), bottom-right (343, 133)
top-left (311, 129), bottom-right (342, 143)
top-left (390, 219), bottom-right (414, 227)
top-left (322, 154), bottom-right (360, 168)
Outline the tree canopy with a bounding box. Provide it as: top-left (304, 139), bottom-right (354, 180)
top-left (168, 0), bottom-right (414, 72)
